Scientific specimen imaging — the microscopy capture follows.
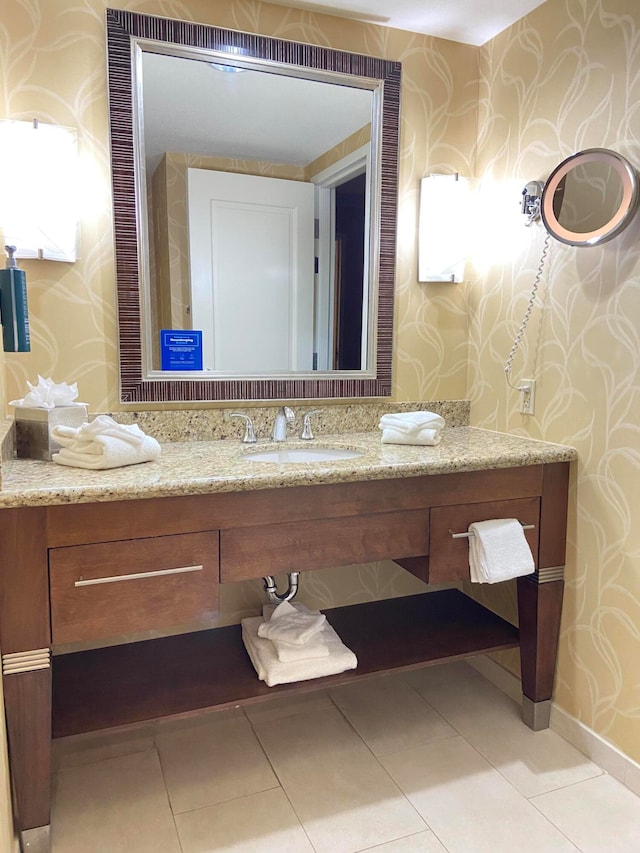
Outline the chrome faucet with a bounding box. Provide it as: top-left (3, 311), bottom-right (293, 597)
top-left (270, 406), bottom-right (295, 441)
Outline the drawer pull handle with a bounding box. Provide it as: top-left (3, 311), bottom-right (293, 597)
top-left (74, 564), bottom-right (204, 587)
top-left (450, 523), bottom-right (535, 540)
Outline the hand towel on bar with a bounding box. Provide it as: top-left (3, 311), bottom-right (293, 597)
top-left (380, 427), bottom-right (442, 446)
top-left (468, 518), bottom-right (535, 584)
top-left (52, 415), bottom-right (161, 469)
top-left (258, 600), bottom-right (326, 645)
top-left (242, 616), bottom-right (357, 687)
top-left (378, 411), bottom-right (445, 433)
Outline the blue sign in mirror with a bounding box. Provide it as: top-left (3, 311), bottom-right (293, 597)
top-left (160, 330), bottom-right (203, 371)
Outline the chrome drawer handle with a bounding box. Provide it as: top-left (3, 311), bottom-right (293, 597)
top-left (74, 564), bottom-right (204, 587)
top-left (450, 523), bottom-right (535, 540)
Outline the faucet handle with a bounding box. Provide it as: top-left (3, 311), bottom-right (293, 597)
top-left (229, 413), bottom-right (257, 443)
top-left (300, 409), bottom-right (321, 440)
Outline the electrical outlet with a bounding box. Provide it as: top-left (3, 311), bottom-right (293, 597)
top-left (519, 379), bottom-right (536, 415)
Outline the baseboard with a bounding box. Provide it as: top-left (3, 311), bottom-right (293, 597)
top-left (469, 654), bottom-right (640, 798)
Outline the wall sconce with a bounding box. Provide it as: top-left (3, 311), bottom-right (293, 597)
top-left (418, 173), bottom-right (470, 283)
top-left (0, 119), bottom-right (78, 262)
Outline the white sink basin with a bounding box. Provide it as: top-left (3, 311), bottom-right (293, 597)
top-left (245, 446), bottom-right (363, 463)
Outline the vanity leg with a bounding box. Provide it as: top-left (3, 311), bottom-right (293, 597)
top-left (0, 508), bottom-right (52, 851)
top-left (517, 576), bottom-right (564, 730)
top-left (3, 668), bottom-right (52, 852)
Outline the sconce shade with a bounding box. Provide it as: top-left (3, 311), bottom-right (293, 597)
top-left (418, 173), bottom-right (470, 283)
top-left (0, 119), bottom-right (78, 262)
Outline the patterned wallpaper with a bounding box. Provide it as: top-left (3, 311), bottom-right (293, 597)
top-left (0, 0), bottom-right (638, 774)
top-left (470, 0), bottom-right (640, 763)
top-left (0, 0), bottom-right (477, 413)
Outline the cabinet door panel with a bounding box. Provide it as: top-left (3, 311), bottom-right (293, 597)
top-left (221, 510), bottom-right (429, 581)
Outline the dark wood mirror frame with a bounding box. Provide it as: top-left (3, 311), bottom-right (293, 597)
top-left (106, 8), bottom-right (401, 403)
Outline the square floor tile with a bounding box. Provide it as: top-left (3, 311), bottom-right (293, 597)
top-left (532, 773), bottom-right (640, 852)
top-left (253, 707), bottom-right (426, 853)
top-left (359, 830), bottom-right (447, 851)
top-left (413, 668), bottom-right (602, 797)
top-left (243, 689), bottom-right (334, 724)
top-left (52, 749), bottom-right (180, 853)
top-left (53, 725), bottom-right (155, 770)
top-left (329, 674), bottom-right (455, 755)
top-left (156, 709), bottom-right (278, 814)
top-left (175, 787), bottom-right (314, 852)
top-left (380, 736), bottom-right (578, 852)
top-left (400, 660), bottom-right (478, 692)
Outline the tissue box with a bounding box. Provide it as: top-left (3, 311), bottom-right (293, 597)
top-left (15, 405), bottom-right (89, 461)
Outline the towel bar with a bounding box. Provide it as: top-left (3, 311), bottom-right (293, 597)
top-left (450, 523), bottom-right (535, 539)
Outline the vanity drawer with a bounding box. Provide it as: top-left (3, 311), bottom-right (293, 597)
top-left (428, 497), bottom-right (540, 583)
top-left (220, 509), bottom-right (429, 582)
top-left (49, 532), bottom-right (219, 645)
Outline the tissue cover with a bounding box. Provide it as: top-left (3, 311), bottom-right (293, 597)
top-left (16, 405), bottom-right (88, 461)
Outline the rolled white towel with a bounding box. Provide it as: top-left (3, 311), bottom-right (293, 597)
top-left (258, 600), bottom-right (326, 645)
top-left (378, 411), bottom-right (445, 434)
top-left (468, 518), bottom-right (535, 584)
top-left (381, 427), bottom-right (442, 446)
top-left (52, 415), bottom-right (160, 469)
top-left (242, 615), bottom-right (357, 687)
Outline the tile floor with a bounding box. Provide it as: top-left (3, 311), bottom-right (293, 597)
top-left (51, 660), bottom-right (640, 852)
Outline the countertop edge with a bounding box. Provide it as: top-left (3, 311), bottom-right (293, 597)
top-left (0, 428), bottom-right (577, 509)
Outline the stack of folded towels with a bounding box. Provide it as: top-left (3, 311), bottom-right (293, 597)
top-left (468, 518), bottom-right (535, 583)
top-left (241, 600), bottom-right (357, 687)
top-left (378, 410), bottom-right (445, 446)
top-left (51, 415), bottom-right (161, 469)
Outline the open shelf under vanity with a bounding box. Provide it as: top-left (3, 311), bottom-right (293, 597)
top-left (52, 589), bottom-right (519, 737)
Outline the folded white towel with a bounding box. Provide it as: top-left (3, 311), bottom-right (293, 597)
top-left (258, 600), bottom-right (326, 645)
top-left (242, 615), bottom-right (357, 687)
top-left (378, 411), bottom-right (445, 434)
top-left (52, 415), bottom-right (161, 469)
top-left (468, 518), bottom-right (535, 584)
top-left (381, 427), bottom-right (442, 446)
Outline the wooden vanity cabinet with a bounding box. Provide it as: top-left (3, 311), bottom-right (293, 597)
top-left (0, 461), bottom-right (569, 853)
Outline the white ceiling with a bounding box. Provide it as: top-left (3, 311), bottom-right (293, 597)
top-left (265, 0), bottom-right (549, 46)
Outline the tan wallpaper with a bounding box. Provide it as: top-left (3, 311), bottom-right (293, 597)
top-left (0, 0), bottom-right (637, 788)
top-left (0, 0), bottom-right (477, 414)
top-left (470, 0), bottom-right (640, 763)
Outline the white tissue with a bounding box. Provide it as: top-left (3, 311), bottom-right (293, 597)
top-left (10, 375), bottom-right (85, 409)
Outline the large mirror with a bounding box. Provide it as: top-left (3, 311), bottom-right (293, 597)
top-left (106, 9), bottom-right (401, 403)
top-left (541, 148), bottom-right (639, 246)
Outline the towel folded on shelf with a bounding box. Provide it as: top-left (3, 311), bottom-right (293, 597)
top-left (242, 614), bottom-right (357, 687)
top-left (468, 518), bottom-right (535, 584)
top-left (258, 600), bottom-right (326, 645)
top-left (379, 410), bottom-right (445, 446)
top-left (258, 600), bottom-right (329, 661)
top-left (51, 415), bottom-right (161, 470)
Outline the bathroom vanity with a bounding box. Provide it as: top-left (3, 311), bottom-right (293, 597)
top-left (0, 427), bottom-right (575, 851)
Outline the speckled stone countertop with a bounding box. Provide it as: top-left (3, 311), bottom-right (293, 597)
top-left (0, 427), bottom-right (576, 509)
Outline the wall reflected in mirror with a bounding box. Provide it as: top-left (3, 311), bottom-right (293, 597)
top-left (140, 49), bottom-right (375, 375)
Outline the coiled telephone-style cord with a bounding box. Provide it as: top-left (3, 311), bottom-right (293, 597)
top-left (504, 232), bottom-right (551, 391)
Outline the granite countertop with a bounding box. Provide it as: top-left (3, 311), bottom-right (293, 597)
top-left (0, 427), bottom-right (577, 509)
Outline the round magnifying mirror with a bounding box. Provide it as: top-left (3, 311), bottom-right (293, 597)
top-left (541, 148), bottom-right (639, 246)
